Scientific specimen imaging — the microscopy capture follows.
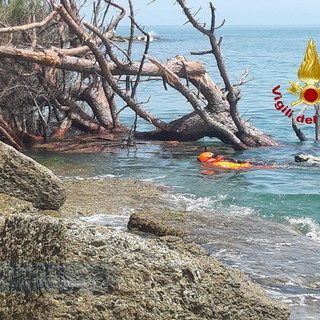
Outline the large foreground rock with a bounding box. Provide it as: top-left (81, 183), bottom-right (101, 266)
top-left (0, 141), bottom-right (66, 209)
top-left (0, 214), bottom-right (290, 320)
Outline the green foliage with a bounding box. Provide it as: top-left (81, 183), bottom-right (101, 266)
top-left (0, 0), bottom-right (43, 25)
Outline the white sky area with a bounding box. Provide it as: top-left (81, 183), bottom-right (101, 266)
top-left (95, 0), bottom-right (320, 26)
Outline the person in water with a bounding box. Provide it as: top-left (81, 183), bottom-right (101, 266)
top-left (197, 152), bottom-right (249, 164)
top-left (197, 151), bottom-right (273, 170)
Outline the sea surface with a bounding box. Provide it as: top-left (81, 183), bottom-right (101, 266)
top-left (31, 26), bottom-right (320, 319)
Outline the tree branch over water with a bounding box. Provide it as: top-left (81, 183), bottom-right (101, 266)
top-left (0, 0), bottom-right (278, 150)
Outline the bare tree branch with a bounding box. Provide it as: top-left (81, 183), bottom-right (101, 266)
top-left (105, 0), bottom-right (126, 31)
top-left (0, 0), bottom-right (278, 149)
top-left (83, 20), bottom-right (129, 69)
top-left (129, 18), bottom-right (150, 98)
top-left (127, 0), bottom-right (135, 59)
top-left (146, 55), bottom-right (248, 149)
top-left (0, 11), bottom-right (57, 33)
top-left (176, 0), bottom-right (246, 134)
top-left (315, 104), bottom-right (320, 140)
top-left (56, 2), bottom-right (170, 131)
top-left (0, 46), bottom-right (206, 77)
top-left (0, 115), bottom-right (24, 150)
top-left (237, 68), bottom-right (255, 86)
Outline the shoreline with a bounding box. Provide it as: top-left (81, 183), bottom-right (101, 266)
top-left (0, 176), bottom-right (290, 319)
top-left (3, 174), bottom-right (320, 319)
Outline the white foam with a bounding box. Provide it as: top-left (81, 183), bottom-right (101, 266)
top-left (165, 193), bottom-right (226, 212)
top-left (63, 174), bottom-right (120, 181)
top-left (87, 174), bottom-right (121, 180)
top-left (227, 204), bottom-right (255, 216)
top-left (287, 217), bottom-right (320, 242)
top-left (141, 175), bottom-right (166, 182)
top-left (164, 193), bottom-right (256, 217)
top-left (80, 214), bottom-right (129, 229)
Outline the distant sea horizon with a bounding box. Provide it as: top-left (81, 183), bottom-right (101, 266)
top-left (118, 23), bottom-right (320, 28)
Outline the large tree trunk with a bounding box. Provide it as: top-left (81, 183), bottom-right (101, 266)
top-left (136, 63), bottom-right (277, 148)
top-left (136, 109), bottom-right (277, 147)
top-left (70, 82), bottom-right (114, 129)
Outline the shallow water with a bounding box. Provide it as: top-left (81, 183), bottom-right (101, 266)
top-left (28, 25), bottom-right (320, 319)
top-left (30, 141), bottom-right (320, 320)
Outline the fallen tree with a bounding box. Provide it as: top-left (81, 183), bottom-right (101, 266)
top-left (0, 0), bottom-right (279, 150)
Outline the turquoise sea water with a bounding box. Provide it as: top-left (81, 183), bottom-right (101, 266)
top-left (114, 25), bottom-right (320, 234)
top-left (31, 26), bottom-right (320, 319)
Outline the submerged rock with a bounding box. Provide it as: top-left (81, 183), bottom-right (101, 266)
top-left (0, 214), bottom-right (290, 320)
top-left (0, 141), bottom-right (66, 210)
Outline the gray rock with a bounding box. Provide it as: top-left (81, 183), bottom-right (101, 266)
top-left (0, 141), bottom-right (66, 209)
top-left (0, 214), bottom-right (290, 320)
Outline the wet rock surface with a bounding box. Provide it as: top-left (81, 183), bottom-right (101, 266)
top-left (0, 214), bottom-right (290, 320)
top-left (128, 212), bottom-right (185, 237)
top-left (61, 179), bottom-right (168, 218)
top-left (0, 142), bottom-right (66, 210)
top-left (0, 178), bottom-right (168, 219)
top-left (0, 148), bottom-right (290, 320)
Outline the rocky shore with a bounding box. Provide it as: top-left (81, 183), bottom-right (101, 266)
top-left (0, 141), bottom-right (66, 209)
top-left (0, 148), bottom-right (290, 319)
top-left (0, 213), bottom-right (290, 320)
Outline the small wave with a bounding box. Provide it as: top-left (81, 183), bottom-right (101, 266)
top-left (267, 288), bottom-right (320, 320)
top-left (80, 214), bottom-right (129, 229)
top-left (135, 31), bottom-right (158, 42)
top-left (227, 204), bottom-right (255, 216)
top-left (165, 193), bottom-right (255, 217)
top-left (63, 174), bottom-right (121, 181)
top-left (287, 217), bottom-right (320, 241)
top-left (165, 193), bottom-right (225, 212)
top-left (141, 175), bottom-right (166, 182)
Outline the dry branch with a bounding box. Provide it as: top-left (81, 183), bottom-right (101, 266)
top-left (0, 46), bottom-right (206, 78)
top-left (176, 0), bottom-right (246, 133)
top-left (0, 11), bottom-right (57, 33)
top-left (0, 115), bottom-right (24, 149)
top-left (146, 55), bottom-right (248, 149)
top-left (55, 2), bottom-right (170, 131)
top-left (0, 0), bottom-right (279, 150)
top-left (292, 106), bottom-right (308, 141)
top-left (105, 0), bottom-right (126, 31)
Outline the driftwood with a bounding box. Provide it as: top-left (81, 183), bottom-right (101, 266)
top-left (135, 1), bottom-right (278, 148)
top-left (0, 46), bottom-right (207, 78)
top-left (0, 0), bottom-right (279, 150)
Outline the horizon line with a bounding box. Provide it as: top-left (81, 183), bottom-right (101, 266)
top-left (118, 24), bottom-right (320, 28)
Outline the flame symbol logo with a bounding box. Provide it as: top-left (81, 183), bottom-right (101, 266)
top-left (288, 39), bottom-right (320, 107)
top-left (298, 39), bottom-right (320, 85)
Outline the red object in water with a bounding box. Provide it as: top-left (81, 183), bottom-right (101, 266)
top-left (197, 152), bottom-right (276, 171)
